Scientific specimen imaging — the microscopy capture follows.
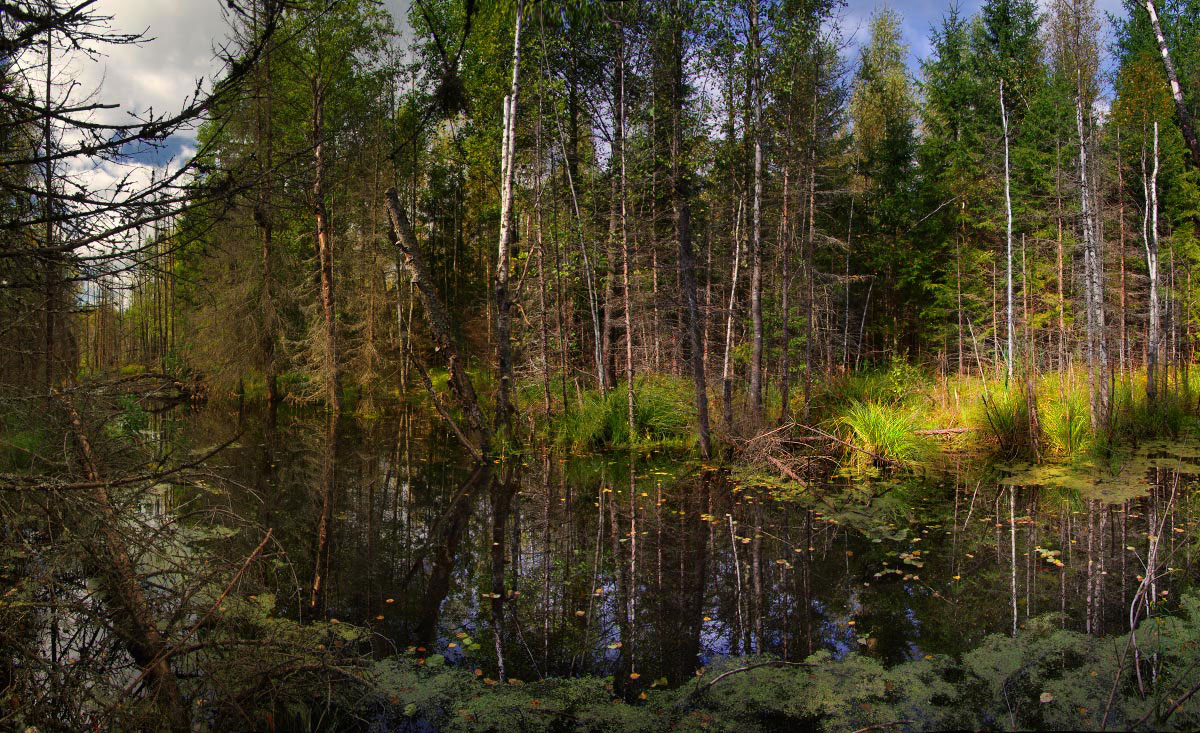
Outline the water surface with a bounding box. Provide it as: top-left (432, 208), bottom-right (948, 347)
top-left (159, 405), bottom-right (1200, 685)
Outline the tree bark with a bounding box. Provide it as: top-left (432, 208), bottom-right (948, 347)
top-left (1077, 86), bottom-right (1109, 429)
top-left (311, 76), bottom-right (343, 412)
top-left (386, 188), bottom-right (491, 457)
top-left (494, 0), bottom-right (522, 435)
top-left (1144, 123), bottom-right (1161, 401)
top-left (63, 397), bottom-right (188, 731)
top-left (618, 23), bottom-right (635, 438)
top-left (722, 197), bottom-right (742, 428)
top-left (1144, 0), bottom-right (1200, 167)
top-left (748, 0), bottom-right (764, 421)
top-left (779, 167), bottom-right (791, 424)
top-left (256, 5), bottom-right (278, 405)
top-left (670, 7), bottom-right (712, 458)
top-left (1001, 80), bottom-right (1015, 381)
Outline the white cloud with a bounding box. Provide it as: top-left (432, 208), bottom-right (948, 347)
top-left (37, 1), bottom-right (411, 265)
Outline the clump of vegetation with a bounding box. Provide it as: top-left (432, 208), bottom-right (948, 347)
top-left (1109, 379), bottom-right (1192, 444)
top-left (0, 408), bottom-right (51, 472)
top-left (1042, 387), bottom-right (1092, 458)
top-left (556, 377), bottom-right (695, 451)
top-left (355, 597), bottom-right (1200, 732)
top-left (837, 357), bottom-right (931, 406)
top-left (834, 400), bottom-right (930, 469)
top-left (979, 385), bottom-right (1039, 458)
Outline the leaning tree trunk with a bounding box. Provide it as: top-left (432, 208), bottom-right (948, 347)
top-left (386, 189), bottom-right (491, 458)
top-left (1144, 0), bottom-right (1200, 166)
top-left (63, 398), bottom-right (188, 732)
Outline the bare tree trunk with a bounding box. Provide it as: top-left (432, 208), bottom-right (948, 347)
top-left (670, 10), bottom-right (711, 458)
top-left (495, 0), bottom-right (523, 434)
top-left (722, 198), bottom-right (742, 428)
top-left (846, 170), bottom-right (855, 372)
top-left (311, 77), bottom-right (343, 412)
top-left (957, 221), bottom-right (963, 375)
top-left (533, 76), bottom-right (552, 418)
top-left (42, 29), bottom-right (56, 389)
top-left (1077, 87), bottom-right (1109, 429)
top-left (1118, 124), bottom-right (1129, 385)
top-left (1144, 0), bottom-right (1200, 166)
top-left (748, 0), bottom-right (764, 421)
top-left (779, 167), bottom-right (792, 424)
top-left (803, 110), bottom-right (816, 420)
top-left (1056, 137), bottom-right (1066, 386)
top-left (1144, 123), bottom-right (1161, 401)
top-left (618, 26), bottom-right (635, 438)
top-left (255, 2), bottom-right (278, 404)
top-left (1001, 80), bottom-right (1015, 381)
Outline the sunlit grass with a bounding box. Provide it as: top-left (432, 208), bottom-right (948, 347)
top-left (833, 400), bottom-right (930, 469)
top-left (554, 376), bottom-right (696, 451)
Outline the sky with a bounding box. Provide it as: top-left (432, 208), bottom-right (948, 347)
top-left (839, 0), bottom-right (1128, 79)
top-left (76, 0), bottom-right (1132, 169)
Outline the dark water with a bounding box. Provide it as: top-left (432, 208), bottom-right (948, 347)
top-left (157, 405), bottom-right (1200, 686)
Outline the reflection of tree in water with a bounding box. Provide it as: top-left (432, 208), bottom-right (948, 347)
top-left (178, 408), bottom-right (1200, 683)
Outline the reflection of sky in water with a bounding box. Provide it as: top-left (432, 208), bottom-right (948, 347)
top-left (171, 407), bottom-right (1200, 684)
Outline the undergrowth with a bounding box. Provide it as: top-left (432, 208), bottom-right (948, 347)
top-left (554, 377), bottom-right (696, 451)
top-left (357, 595), bottom-right (1200, 732)
top-left (833, 400), bottom-right (930, 469)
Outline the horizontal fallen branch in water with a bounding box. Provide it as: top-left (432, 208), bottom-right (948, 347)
top-left (913, 427), bottom-right (978, 436)
top-left (766, 455), bottom-right (808, 486)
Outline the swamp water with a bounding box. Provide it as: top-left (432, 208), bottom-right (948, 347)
top-left (158, 405), bottom-right (1200, 687)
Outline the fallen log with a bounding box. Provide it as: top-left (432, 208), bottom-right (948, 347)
top-left (60, 393), bottom-right (189, 732)
top-left (766, 455), bottom-right (808, 487)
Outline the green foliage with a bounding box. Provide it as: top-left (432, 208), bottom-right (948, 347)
top-left (0, 408), bottom-right (51, 472)
top-left (838, 358), bottom-right (931, 406)
top-left (979, 385), bottom-right (1037, 458)
top-left (834, 400), bottom-right (930, 470)
top-left (1042, 386), bottom-right (1092, 457)
top-left (1110, 379), bottom-right (1191, 444)
top-left (555, 377), bottom-right (696, 451)
top-left (114, 394), bottom-right (150, 437)
top-left (358, 595), bottom-right (1200, 731)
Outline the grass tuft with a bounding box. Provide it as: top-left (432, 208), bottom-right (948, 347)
top-left (834, 400), bottom-right (929, 469)
top-left (555, 376), bottom-right (695, 451)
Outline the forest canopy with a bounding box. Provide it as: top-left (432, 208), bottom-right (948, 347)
top-left (4, 0), bottom-right (1200, 729)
